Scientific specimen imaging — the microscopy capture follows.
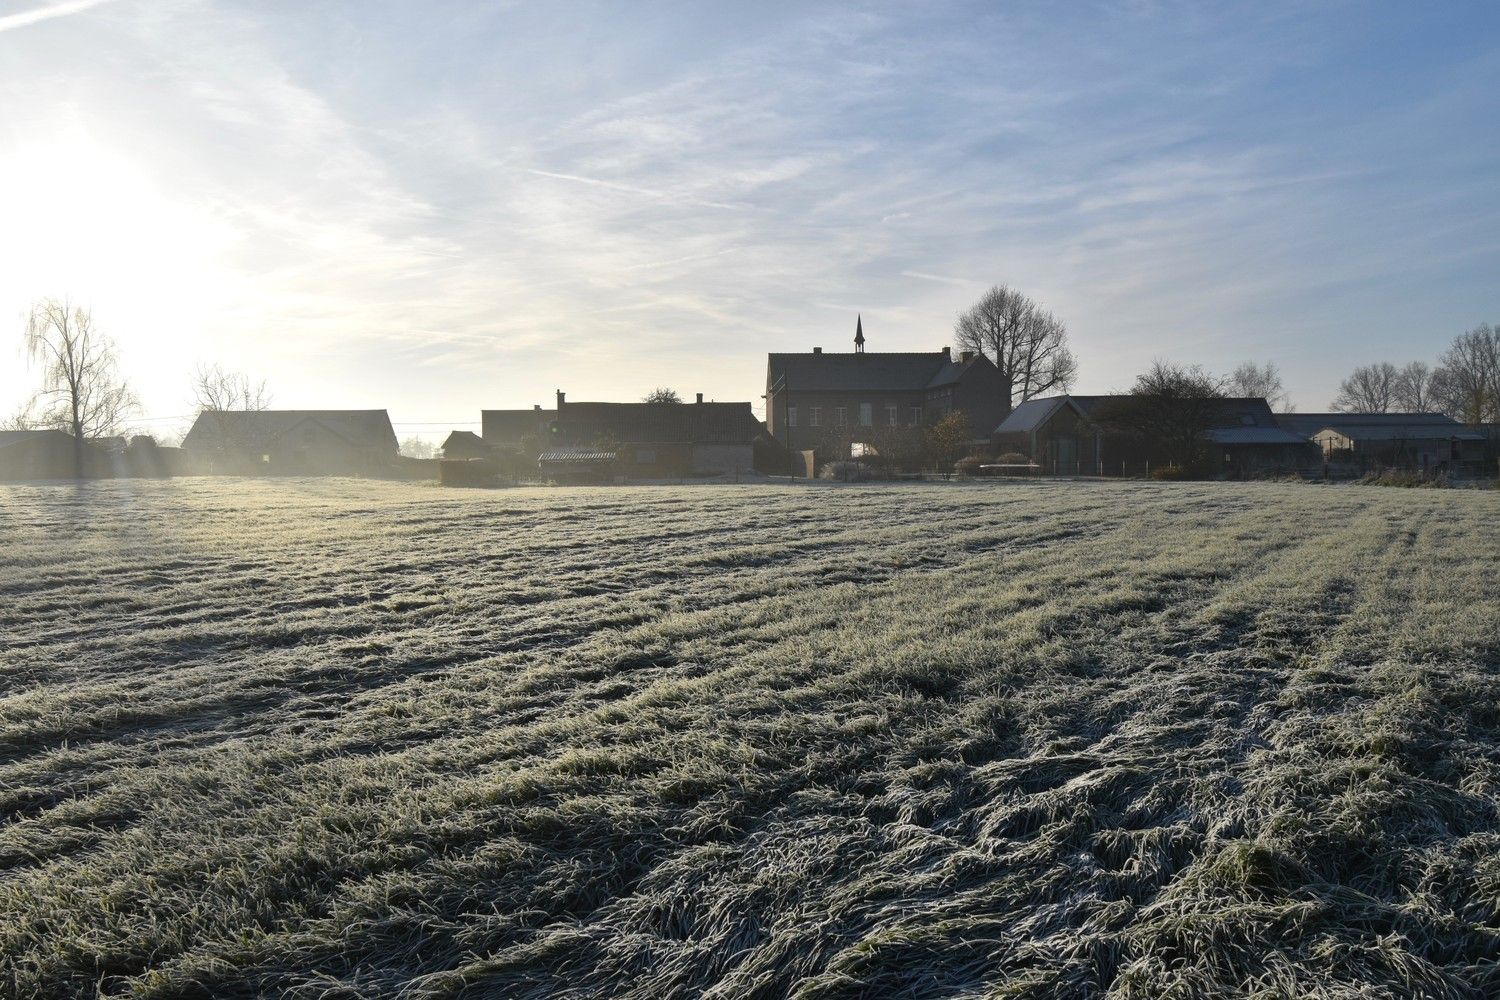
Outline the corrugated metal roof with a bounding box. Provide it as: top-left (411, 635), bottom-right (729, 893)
top-left (538, 450), bottom-right (617, 462)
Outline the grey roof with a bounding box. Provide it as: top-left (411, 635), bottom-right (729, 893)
top-left (1203, 427), bottom-right (1311, 445)
top-left (182, 410), bottom-right (398, 452)
top-left (1277, 411), bottom-right (1458, 437)
top-left (1313, 425), bottom-right (1485, 442)
top-left (994, 396), bottom-right (1073, 434)
top-left (0, 429), bottom-right (77, 450)
top-left (767, 351), bottom-right (952, 392)
top-left (556, 401), bottom-right (759, 445)
top-left (482, 409), bottom-right (554, 444)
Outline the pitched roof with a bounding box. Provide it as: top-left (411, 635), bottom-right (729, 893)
top-left (1276, 411), bottom-right (1458, 437)
top-left (0, 429), bottom-right (77, 450)
top-left (182, 410), bottom-right (398, 452)
top-left (1203, 427), bottom-right (1311, 445)
top-left (557, 401), bottom-right (759, 445)
top-left (481, 409), bottom-right (554, 444)
top-left (1312, 425), bottom-right (1485, 442)
top-left (767, 351), bottom-right (951, 392)
top-left (994, 396), bottom-right (1075, 434)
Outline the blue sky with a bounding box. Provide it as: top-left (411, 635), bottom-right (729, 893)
top-left (2, 1), bottom-right (1497, 438)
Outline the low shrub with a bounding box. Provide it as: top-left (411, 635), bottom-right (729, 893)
top-left (994, 452), bottom-right (1030, 465)
top-left (953, 453), bottom-right (995, 476)
top-left (819, 460), bottom-right (871, 481)
top-left (1358, 470), bottom-right (1450, 489)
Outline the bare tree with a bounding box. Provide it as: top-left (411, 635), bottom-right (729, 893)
top-left (192, 362), bottom-right (271, 413)
top-left (21, 299), bottom-right (138, 475)
top-left (1430, 324), bottom-right (1500, 424)
top-left (400, 436), bottom-right (434, 459)
top-left (1226, 361), bottom-right (1291, 411)
top-left (954, 285), bottom-right (1077, 415)
top-left (1391, 361), bottom-right (1437, 412)
top-left (642, 388), bottom-right (683, 404)
top-left (1098, 361), bottom-right (1225, 472)
top-left (1330, 362), bottom-right (1398, 413)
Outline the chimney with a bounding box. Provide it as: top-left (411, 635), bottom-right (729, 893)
top-left (941, 346), bottom-right (951, 359)
top-left (813, 347), bottom-right (822, 354)
top-left (556, 390), bottom-right (565, 407)
top-left (960, 350), bottom-right (974, 363)
top-left (695, 393), bottom-right (704, 404)
top-left (533, 404), bottom-right (541, 411)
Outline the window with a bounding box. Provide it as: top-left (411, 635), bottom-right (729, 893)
top-left (909, 406), bottom-right (922, 426)
top-left (859, 403), bottom-right (873, 426)
top-left (809, 407), bottom-right (821, 427)
top-left (835, 406), bottom-right (847, 427)
top-left (787, 406), bottom-right (798, 428)
top-left (886, 405), bottom-right (898, 427)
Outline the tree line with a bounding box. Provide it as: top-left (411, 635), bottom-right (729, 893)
top-left (1330, 325), bottom-right (1499, 421)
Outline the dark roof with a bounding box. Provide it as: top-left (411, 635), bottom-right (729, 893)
top-left (1203, 427), bottom-right (1311, 445)
top-left (441, 430), bottom-right (485, 448)
top-left (1277, 411), bottom-right (1459, 438)
top-left (482, 409), bottom-right (554, 444)
top-left (182, 410), bottom-right (398, 452)
top-left (557, 401), bottom-right (759, 445)
top-left (994, 396), bottom-right (1078, 435)
top-left (767, 351), bottom-right (952, 392)
top-left (0, 429), bottom-right (77, 450)
top-left (1312, 425), bottom-right (1484, 442)
top-left (1008, 395), bottom-right (1279, 432)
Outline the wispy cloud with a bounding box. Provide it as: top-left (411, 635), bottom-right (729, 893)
top-left (0, 0), bottom-right (115, 34)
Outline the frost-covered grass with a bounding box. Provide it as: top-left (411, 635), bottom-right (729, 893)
top-left (2, 477), bottom-right (1499, 999)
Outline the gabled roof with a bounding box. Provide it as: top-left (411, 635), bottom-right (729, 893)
top-left (0, 429), bottom-right (77, 450)
top-left (441, 430), bottom-right (485, 448)
top-left (482, 409), bottom-right (554, 444)
top-left (182, 410), bottom-right (398, 452)
top-left (1276, 411), bottom-right (1458, 437)
top-left (1203, 427), bottom-right (1310, 445)
top-left (994, 395), bottom-right (1084, 435)
top-left (926, 352), bottom-right (997, 389)
top-left (767, 351), bottom-right (952, 392)
top-left (557, 401), bottom-right (759, 445)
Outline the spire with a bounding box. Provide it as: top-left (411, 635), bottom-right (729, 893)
top-left (854, 314), bottom-right (865, 353)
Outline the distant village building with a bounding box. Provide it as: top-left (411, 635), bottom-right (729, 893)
top-left (439, 430), bottom-right (490, 461)
top-left (764, 317), bottom-right (1008, 463)
top-left (0, 430), bottom-right (103, 480)
top-left (482, 391), bottom-right (761, 479)
top-left (1276, 412), bottom-right (1486, 473)
top-left (181, 410), bottom-right (399, 475)
top-left (994, 395), bottom-right (1315, 476)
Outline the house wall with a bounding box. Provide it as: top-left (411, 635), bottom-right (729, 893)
top-left (770, 390), bottom-right (927, 457)
top-left (0, 437), bottom-right (99, 480)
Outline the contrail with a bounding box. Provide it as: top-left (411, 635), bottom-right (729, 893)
top-left (0, 0), bottom-right (117, 33)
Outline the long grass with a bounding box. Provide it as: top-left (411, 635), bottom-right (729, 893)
top-left (1, 478), bottom-right (1498, 998)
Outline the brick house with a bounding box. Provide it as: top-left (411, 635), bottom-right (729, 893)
top-left (764, 318), bottom-right (1008, 464)
top-left (483, 391), bottom-right (761, 478)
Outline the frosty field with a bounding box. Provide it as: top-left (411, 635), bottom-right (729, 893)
top-left (2, 478), bottom-right (1500, 999)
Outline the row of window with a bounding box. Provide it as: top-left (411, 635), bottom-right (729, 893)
top-left (786, 404), bottom-right (922, 429)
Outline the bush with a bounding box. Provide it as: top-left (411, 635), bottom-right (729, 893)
top-left (1358, 470), bottom-right (1449, 489)
top-left (1151, 465), bottom-right (1190, 481)
top-left (953, 453), bottom-right (994, 476)
top-left (819, 460), bottom-right (871, 482)
top-left (994, 452), bottom-right (1030, 465)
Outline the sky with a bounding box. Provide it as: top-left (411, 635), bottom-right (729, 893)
top-left (1, 0), bottom-right (1497, 441)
